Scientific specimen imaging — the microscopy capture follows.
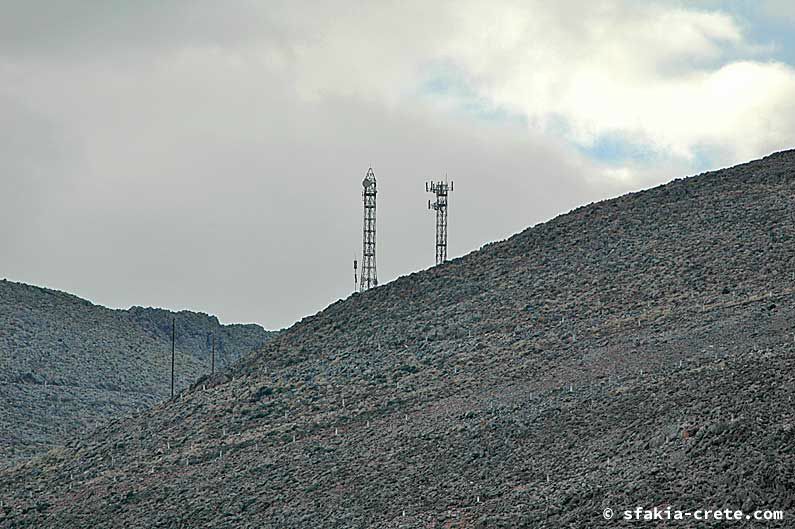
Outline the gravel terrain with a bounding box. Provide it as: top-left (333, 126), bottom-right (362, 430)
top-left (1, 150), bottom-right (794, 527)
top-left (0, 281), bottom-right (272, 463)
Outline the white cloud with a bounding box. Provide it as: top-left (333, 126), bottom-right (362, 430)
top-left (5, 1), bottom-right (791, 173)
top-left (158, 0), bottom-right (793, 174)
top-left (431, 1), bottom-right (795, 165)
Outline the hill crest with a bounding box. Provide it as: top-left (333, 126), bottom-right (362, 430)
top-left (2, 149), bottom-right (794, 528)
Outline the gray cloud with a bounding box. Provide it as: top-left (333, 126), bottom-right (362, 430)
top-left (1, 1), bottom-right (785, 329)
top-left (0, 2), bottom-right (272, 58)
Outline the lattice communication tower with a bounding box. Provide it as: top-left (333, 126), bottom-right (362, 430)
top-left (427, 179), bottom-right (453, 265)
top-left (360, 168), bottom-right (378, 291)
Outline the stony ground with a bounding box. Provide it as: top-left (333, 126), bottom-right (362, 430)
top-left (0, 281), bottom-right (272, 463)
top-left (1, 150), bottom-right (794, 528)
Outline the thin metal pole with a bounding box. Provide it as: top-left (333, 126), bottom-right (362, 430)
top-left (171, 317), bottom-right (175, 398)
top-left (211, 333), bottom-right (215, 376)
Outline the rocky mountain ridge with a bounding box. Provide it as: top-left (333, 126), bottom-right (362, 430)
top-left (0, 280), bottom-right (272, 462)
top-left (1, 150), bottom-right (794, 528)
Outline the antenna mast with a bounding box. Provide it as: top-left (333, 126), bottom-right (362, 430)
top-left (360, 168), bottom-right (378, 291)
top-left (426, 178), bottom-right (453, 265)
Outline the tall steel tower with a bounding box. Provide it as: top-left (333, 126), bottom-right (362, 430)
top-left (360, 168), bottom-right (378, 292)
top-left (427, 179), bottom-right (453, 265)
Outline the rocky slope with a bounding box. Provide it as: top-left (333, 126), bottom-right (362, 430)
top-left (0, 281), bottom-right (271, 462)
top-left (1, 150), bottom-right (794, 528)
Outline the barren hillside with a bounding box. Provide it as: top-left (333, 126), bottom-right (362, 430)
top-left (0, 282), bottom-right (271, 463)
top-left (1, 151), bottom-right (794, 528)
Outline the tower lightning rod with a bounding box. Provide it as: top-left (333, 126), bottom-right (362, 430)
top-left (171, 317), bottom-right (175, 398)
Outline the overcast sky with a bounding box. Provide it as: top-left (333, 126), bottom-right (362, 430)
top-left (2, 1), bottom-right (794, 329)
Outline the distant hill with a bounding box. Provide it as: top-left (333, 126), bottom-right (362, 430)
top-left (2, 151), bottom-right (794, 527)
top-left (0, 280), bottom-right (272, 462)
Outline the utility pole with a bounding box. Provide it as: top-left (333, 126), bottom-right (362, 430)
top-left (427, 178), bottom-right (454, 265)
top-left (211, 333), bottom-right (216, 376)
top-left (171, 317), bottom-right (175, 398)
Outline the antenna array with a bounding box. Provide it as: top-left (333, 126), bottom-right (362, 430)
top-left (427, 179), bottom-right (454, 265)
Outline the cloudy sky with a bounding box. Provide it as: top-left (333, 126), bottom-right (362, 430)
top-left (2, 1), bottom-right (794, 329)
